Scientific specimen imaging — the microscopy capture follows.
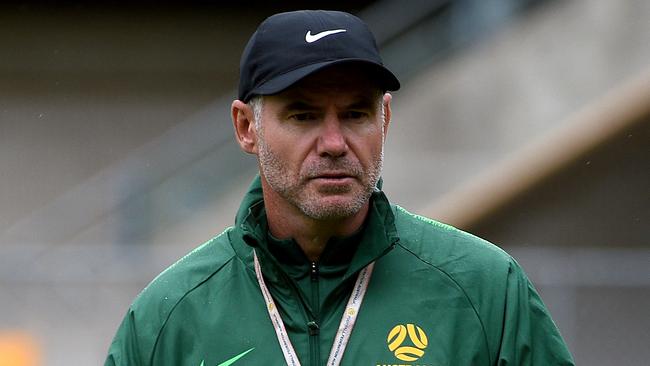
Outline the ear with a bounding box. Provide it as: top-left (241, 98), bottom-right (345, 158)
top-left (382, 93), bottom-right (392, 138)
top-left (232, 99), bottom-right (258, 154)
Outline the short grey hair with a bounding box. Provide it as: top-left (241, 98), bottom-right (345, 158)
top-left (248, 95), bottom-right (264, 132)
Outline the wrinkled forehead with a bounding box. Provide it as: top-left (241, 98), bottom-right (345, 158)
top-left (274, 64), bottom-right (384, 105)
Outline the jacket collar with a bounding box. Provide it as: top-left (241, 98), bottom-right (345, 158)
top-left (232, 175), bottom-right (399, 280)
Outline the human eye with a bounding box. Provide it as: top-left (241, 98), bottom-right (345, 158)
top-left (289, 112), bottom-right (318, 122)
top-left (342, 110), bottom-right (369, 121)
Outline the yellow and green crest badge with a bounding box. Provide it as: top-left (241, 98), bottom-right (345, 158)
top-left (387, 324), bottom-right (428, 362)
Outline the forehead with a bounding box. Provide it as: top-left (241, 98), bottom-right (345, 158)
top-left (271, 64), bottom-right (383, 105)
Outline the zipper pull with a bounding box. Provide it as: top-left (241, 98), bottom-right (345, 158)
top-left (307, 321), bottom-right (320, 336)
top-left (311, 261), bottom-right (319, 281)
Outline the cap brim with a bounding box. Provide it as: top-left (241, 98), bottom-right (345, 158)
top-left (247, 59), bottom-right (400, 101)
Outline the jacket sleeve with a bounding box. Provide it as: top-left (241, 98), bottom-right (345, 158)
top-left (105, 308), bottom-right (145, 366)
top-left (496, 260), bottom-right (575, 366)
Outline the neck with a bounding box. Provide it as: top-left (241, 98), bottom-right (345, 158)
top-left (261, 183), bottom-right (370, 262)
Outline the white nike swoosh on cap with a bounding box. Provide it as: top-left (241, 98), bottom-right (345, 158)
top-left (305, 29), bottom-right (347, 43)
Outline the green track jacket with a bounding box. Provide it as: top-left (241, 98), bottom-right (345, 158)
top-left (105, 177), bottom-right (574, 366)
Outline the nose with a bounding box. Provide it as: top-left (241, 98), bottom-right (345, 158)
top-left (316, 115), bottom-right (348, 157)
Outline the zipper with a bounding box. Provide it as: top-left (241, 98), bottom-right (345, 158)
top-left (309, 261), bottom-right (320, 366)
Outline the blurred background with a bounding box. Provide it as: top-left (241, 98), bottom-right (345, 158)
top-left (1, 0), bottom-right (648, 365)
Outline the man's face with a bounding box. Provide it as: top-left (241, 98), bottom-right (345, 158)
top-left (254, 66), bottom-right (390, 221)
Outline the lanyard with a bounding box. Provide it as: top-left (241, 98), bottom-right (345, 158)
top-left (253, 250), bottom-right (374, 366)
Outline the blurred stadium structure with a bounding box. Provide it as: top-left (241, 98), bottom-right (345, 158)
top-left (1, 0), bottom-right (648, 365)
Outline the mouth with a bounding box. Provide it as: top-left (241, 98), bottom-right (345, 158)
top-left (311, 172), bottom-right (354, 180)
top-left (309, 172), bottom-right (357, 187)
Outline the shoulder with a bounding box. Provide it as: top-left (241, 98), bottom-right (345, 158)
top-left (390, 205), bottom-right (519, 302)
top-left (134, 228), bottom-right (236, 307)
top-left (392, 205), bottom-right (512, 270)
top-left (389, 206), bottom-right (574, 363)
top-left (126, 228), bottom-right (238, 350)
top-left (133, 227), bottom-right (237, 314)
top-left (107, 228), bottom-right (239, 365)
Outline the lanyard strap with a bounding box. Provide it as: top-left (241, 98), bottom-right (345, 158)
top-left (253, 251), bottom-right (374, 366)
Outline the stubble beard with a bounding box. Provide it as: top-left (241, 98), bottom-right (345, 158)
top-left (257, 134), bottom-right (383, 221)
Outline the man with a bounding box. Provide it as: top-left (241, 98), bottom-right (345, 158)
top-left (106, 10), bottom-right (575, 366)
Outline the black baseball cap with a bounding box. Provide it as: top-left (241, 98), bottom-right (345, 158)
top-left (238, 10), bottom-right (400, 102)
